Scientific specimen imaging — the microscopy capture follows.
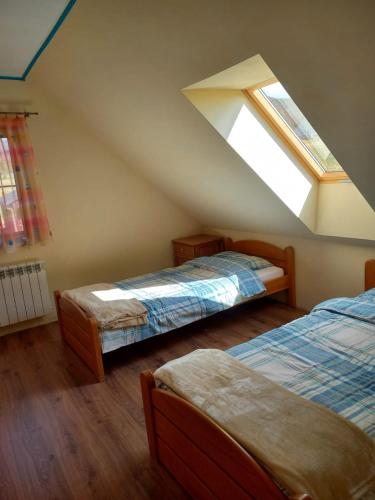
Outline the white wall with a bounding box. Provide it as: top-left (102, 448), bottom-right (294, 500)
top-left (208, 228), bottom-right (374, 310)
top-left (0, 80), bottom-right (201, 335)
top-left (317, 182), bottom-right (375, 240)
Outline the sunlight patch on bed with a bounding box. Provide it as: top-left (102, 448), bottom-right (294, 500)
top-left (92, 288), bottom-right (137, 301)
top-left (93, 277), bottom-right (241, 306)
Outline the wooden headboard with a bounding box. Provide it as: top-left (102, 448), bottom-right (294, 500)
top-left (365, 259), bottom-right (375, 291)
top-left (224, 238), bottom-right (294, 274)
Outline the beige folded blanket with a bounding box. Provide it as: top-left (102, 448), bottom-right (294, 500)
top-left (155, 349), bottom-right (375, 500)
top-left (62, 283), bottom-right (147, 329)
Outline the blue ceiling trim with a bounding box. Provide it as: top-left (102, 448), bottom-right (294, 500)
top-left (0, 75), bottom-right (24, 81)
top-left (0, 0), bottom-right (76, 81)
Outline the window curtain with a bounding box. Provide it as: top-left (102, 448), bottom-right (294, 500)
top-left (0, 116), bottom-right (51, 252)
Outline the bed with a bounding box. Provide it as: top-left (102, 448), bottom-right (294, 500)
top-left (140, 259), bottom-right (375, 500)
top-left (55, 239), bottom-right (296, 382)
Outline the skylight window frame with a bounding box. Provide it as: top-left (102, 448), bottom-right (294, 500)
top-left (245, 80), bottom-right (348, 182)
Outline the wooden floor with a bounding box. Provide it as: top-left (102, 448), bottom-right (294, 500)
top-left (0, 298), bottom-right (305, 500)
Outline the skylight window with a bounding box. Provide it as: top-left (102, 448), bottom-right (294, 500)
top-left (247, 81), bottom-right (348, 181)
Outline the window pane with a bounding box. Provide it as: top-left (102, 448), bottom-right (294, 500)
top-left (260, 82), bottom-right (344, 173)
top-left (0, 137), bottom-right (16, 185)
top-left (1, 186), bottom-right (24, 233)
top-left (0, 137), bottom-right (24, 235)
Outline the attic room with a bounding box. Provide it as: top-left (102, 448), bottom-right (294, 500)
top-left (0, 1), bottom-right (374, 499)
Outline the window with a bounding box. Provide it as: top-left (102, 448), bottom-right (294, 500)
top-left (0, 136), bottom-right (25, 236)
top-left (247, 81), bottom-right (348, 181)
top-left (0, 116), bottom-right (50, 252)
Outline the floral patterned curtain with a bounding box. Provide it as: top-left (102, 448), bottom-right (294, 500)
top-left (0, 116), bottom-right (51, 252)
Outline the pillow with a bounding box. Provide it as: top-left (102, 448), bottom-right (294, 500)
top-left (214, 251), bottom-right (272, 270)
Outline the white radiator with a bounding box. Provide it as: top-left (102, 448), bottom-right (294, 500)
top-left (0, 261), bottom-right (52, 327)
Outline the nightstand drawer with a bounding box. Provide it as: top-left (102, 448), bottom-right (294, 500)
top-left (173, 244), bottom-right (195, 259)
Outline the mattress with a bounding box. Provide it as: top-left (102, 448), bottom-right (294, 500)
top-left (228, 289), bottom-right (375, 437)
top-left (101, 255), bottom-right (268, 353)
top-left (256, 265), bottom-right (284, 282)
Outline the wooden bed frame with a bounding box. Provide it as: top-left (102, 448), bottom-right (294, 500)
top-left (140, 371), bottom-right (310, 500)
top-left (365, 259), bottom-right (375, 291)
top-left (55, 239), bottom-right (296, 382)
top-left (140, 259), bottom-right (375, 499)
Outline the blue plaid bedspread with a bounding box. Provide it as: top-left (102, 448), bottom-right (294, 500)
top-left (100, 256), bottom-right (266, 353)
top-left (227, 288), bottom-right (375, 437)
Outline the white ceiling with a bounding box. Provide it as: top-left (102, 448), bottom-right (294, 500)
top-left (0, 0), bottom-right (71, 78)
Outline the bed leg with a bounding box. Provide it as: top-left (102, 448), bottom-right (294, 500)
top-left (54, 290), bottom-right (64, 338)
top-left (140, 371), bottom-right (158, 460)
top-left (285, 246), bottom-right (296, 307)
top-left (287, 287), bottom-right (296, 308)
top-left (88, 324), bottom-right (105, 383)
top-left (365, 259), bottom-right (375, 291)
top-left (224, 237), bottom-right (233, 251)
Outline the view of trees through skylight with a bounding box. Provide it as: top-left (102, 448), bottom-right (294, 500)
top-left (256, 82), bottom-right (345, 175)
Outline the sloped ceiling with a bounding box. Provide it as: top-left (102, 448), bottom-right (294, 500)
top-left (26, 0), bottom-right (375, 236)
top-left (0, 0), bottom-right (74, 79)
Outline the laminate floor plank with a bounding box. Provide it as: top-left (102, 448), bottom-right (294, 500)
top-left (0, 298), bottom-right (305, 500)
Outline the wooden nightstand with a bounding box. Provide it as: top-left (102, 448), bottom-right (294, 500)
top-left (172, 234), bottom-right (225, 266)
